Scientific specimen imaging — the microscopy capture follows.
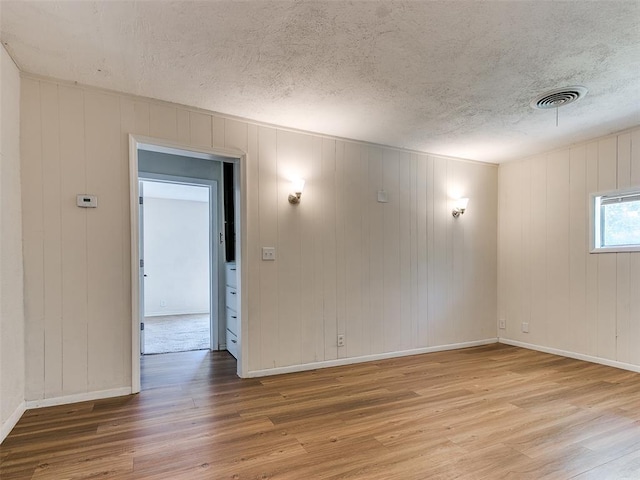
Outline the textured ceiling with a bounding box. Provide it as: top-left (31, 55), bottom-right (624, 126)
top-left (1, 1), bottom-right (639, 163)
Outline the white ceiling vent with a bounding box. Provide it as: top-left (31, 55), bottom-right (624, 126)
top-left (530, 86), bottom-right (588, 110)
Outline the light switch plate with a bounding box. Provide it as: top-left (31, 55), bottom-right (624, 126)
top-left (377, 190), bottom-right (388, 203)
top-left (262, 247), bottom-right (276, 261)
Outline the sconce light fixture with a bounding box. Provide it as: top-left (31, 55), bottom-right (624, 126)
top-left (288, 178), bottom-right (305, 205)
top-left (452, 197), bottom-right (469, 218)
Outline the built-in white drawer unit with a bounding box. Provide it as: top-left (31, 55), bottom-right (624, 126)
top-left (226, 329), bottom-right (238, 358)
top-left (225, 286), bottom-right (237, 312)
top-left (225, 262), bottom-right (237, 288)
top-left (225, 262), bottom-right (238, 359)
top-left (226, 307), bottom-right (238, 336)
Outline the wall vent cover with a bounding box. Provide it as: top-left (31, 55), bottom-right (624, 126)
top-left (530, 86), bottom-right (588, 109)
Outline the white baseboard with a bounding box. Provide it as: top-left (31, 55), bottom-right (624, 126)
top-left (25, 387), bottom-right (132, 410)
top-left (246, 338), bottom-right (499, 378)
top-left (1, 401), bottom-right (26, 444)
top-left (499, 338), bottom-right (640, 374)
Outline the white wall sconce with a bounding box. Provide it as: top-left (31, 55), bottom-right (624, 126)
top-left (452, 197), bottom-right (469, 218)
top-left (288, 178), bottom-right (305, 205)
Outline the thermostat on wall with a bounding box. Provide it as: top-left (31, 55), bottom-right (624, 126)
top-left (76, 194), bottom-right (98, 208)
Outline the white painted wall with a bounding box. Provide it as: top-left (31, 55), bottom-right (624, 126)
top-left (143, 196), bottom-right (210, 316)
top-left (498, 127), bottom-right (640, 367)
top-left (20, 74), bottom-right (498, 402)
top-left (1, 44), bottom-right (25, 442)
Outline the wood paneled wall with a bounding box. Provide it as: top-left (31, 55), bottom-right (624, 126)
top-left (1, 45), bottom-right (25, 440)
top-left (498, 128), bottom-right (640, 367)
top-left (21, 75), bottom-right (498, 401)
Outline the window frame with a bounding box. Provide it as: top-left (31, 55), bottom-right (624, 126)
top-left (590, 187), bottom-right (640, 253)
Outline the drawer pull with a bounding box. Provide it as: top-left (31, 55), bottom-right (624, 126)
top-left (230, 268), bottom-right (236, 271)
top-left (231, 339), bottom-right (237, 344)
top-left (231, 316), bottom-right (237, 319)
top-left (230, 291), bottom-right (236, 295)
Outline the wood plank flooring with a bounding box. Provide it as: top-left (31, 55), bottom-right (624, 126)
top-left (2, 344), bottom-right (640, 479)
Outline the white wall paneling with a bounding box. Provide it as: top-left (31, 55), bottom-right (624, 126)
top-left (21, 74), bottom-right (498, 402)
top-left (21, 77), bottom-right (44, 402)
top-left (59, 85), bottom-right (89, 396)
top-left (568, 144), bottom-right (587, 354)
top-left (257, 126), bottom-right (279, 370)
top-left (585, 142), bottom-right (599, 356)
top-left (246, 123), bottom-right (261, 372)
top-left (276, 130), bottom-right (307, 368)
top-left (615, 133), bottom-right (631, 363)
top-left (1, 45), bottom-right (25, 443)
top-left (41, 81), bottom-right (63, 398)
top-left (596, 138), bottom-right (618, 359)
top-left (321, 138), bottom-right (338, 361)
top-left (299, 136), bottom-right (324, 364)
top-left (498, 127), bottom-right (640, 368)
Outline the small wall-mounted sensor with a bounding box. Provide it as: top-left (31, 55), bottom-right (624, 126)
top-left (377, 190), bottom-right (388, 203)
top-left (77, 194), bottom-right (98, 208)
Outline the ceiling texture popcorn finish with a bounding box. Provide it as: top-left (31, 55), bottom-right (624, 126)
top-left (1, 1), bottom-right (638, 163)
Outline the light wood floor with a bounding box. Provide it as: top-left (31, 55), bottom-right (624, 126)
top-left (2, 344), bottom-right (640, 479)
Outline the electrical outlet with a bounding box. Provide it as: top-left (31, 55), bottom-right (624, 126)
top-left (337, 334), bottom-right (345, 347)
top-left (262, 247), bottom-right (276, 261)
top-left (499, 319), bottom-right (506, 329)
top-left (522, 322), bottom-right (529, 333)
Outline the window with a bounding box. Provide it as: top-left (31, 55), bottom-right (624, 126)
top-left (591, 188), bottom-right (640, 253)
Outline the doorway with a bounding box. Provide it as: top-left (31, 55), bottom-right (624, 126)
top-left (129, 135), bottom-right (244, 393)
top-left (139, 179), bottom-right (216, 355)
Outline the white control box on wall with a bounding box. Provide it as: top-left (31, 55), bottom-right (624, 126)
top-left (76, 194), bottom-right (98, 208)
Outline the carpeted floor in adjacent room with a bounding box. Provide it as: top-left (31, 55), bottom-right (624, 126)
top-left (143, 314), bottom-right (210, 354)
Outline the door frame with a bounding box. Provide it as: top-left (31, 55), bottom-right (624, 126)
top-left (129, 134), bottom-right (246, 393)
top-left (139, 180), bottom-right (146, 355)
top-left (138, 175), bottom-right (220, 354)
